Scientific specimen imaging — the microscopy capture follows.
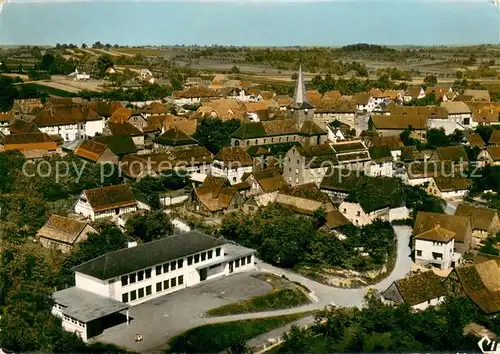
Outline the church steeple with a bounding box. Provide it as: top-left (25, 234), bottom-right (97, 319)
top-left (291, 65), bottom-right (314, 110)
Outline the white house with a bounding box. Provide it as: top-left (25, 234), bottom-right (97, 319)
top-left (52, 231), bottom-right (256, 341)
top-left (413, 225), bottom-right (460, 270)
top-left (211, 147), bottom-right (254, 185)
top-left (353, 93), bottom-right (375, 113)
top-left (366, 160), bottom-right (393, 178)
top-left (426, 176), bottom-right (469, 200)
top-left (338, 200), bottom-right (389, 226)
top-left (74, 184), bottom-right (141, 221)
top-left (33, 106), bottom-right (105, 142)
top-left (403, 87), bottom-right (426, 102)
top-left (382, 271), bottom-right (447, 310)
top-left (68, 69), bottom-right (90, 81)
top-left (440, 101), bottom-right (473, 128)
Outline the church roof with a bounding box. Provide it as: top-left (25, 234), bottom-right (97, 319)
top-left (290, 66), bottom-right (314, 110)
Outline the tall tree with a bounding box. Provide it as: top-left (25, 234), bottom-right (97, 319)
top-left (193, 118), bottom-right (242, 154)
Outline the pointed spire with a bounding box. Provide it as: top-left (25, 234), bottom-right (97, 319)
top-left (293, 65), bottom-right (308, 107)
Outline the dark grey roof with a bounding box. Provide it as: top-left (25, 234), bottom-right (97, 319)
top-left (53, 287), bottom-right (129, 322)
top-left (73, 231), bottom-right (226, 280)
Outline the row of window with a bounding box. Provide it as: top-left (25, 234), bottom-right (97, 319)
top-left (121, 247), bottom-right (222, 287)
top-left (63, 314), bottom-right (85, 328)
top-left (121, 276), bottom-right (185, 303)
top-left (122, 284), bottom-right (152, 303)
top-left (121, 268), bottom-right (152, 286)
top-left (234, 255), bottom-right (252, 268)
top-left (155, 259), bottom-right (184, 276)
top-left (156, 275), bottom-right (184, 293)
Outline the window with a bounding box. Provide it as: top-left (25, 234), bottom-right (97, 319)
top-left (156, 282), bottom-right (162, 292)
top-left (188, 256), bottom-right (193, 265)
top-left (216, 248), bottom-right (221, 257)
top-left (247, 255), bottom-right (252, 264)
top-left (416, 250), bottom-right (422, 256)
top-left (145, 268), bottom-right (152, 279)
top-left (356, 211), bottom-right (361, 217)
top-left (122, 293), bottom-right (129, 303)
top-left (343, 208), bottom-right (347, 213)
top-left (178, 259), bottom-right (183, 269)
top-left (170, 261), bottom-right (176, 271)
top-left (233, 177), bottom-right (237, 182)
top-left (164, 280), bottom-right (169, 289)
top-left (171, 277), bottom-right (177, 287)
top-left (235, 259), bottom-right (240, 268)
top-left (208, 250), bottom-right (213, 259)
top-left (241, 257), bottom-right (246, 266)
top-left (138, 288), bottom-right (144, 298)
top-left (194, 254), bottom-right (200, 263)
top-left (156, 265), bottom-right (162, 276)
top-left (178, 275), bottom-right (184, 285)
top-left (146, 285), bottom-right (152, 296)
top-left (201, 252), bottom-right (207, 261)
top-left (130, 290), bottom-right (137, 301)
top-left (129, 273), bottom-right (136, 284)
top-left (163, 263), bottom-right (169, 273)
top-left (138, 270), bottom-right (144, 281)
top-left (121, 276), bottom-right (128, 286)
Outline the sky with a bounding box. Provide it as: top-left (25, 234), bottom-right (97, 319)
top-left (0, 0), bottom-right (499, 45)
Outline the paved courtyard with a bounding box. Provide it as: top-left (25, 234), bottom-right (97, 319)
top-left (93, 271), bottom-right (272, 352)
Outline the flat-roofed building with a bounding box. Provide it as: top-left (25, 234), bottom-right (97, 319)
top-left (52, 231), bottom-right (256, 341)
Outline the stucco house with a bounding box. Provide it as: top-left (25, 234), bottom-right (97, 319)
top-left (413, 211), bottom-right (473, 254)
top-left (403, 87), bottom-right (426, 102)
top-left (75, 184), bottom-right (141, 221)
top-left (37, 215), bottom-right (97, 254)
top-left (211, 147), bottom-right (254, 185)
top-left (440, 101), bottom-right (473, 128)
top-left (383, 271), bottom-right (446, 310)
top-left (33, 105), bottom-right (104, 142)
top-left (426, 176), bottom-right (469, 200)
top-left (413, 225), bottom-right (458, 269)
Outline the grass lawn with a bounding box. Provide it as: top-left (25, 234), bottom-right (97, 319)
top-left (206, 288), bottom-right (310, 317)
top-left (165, 313), bottom-right (310, 353)
top-left (206, 274), bottom-right (310, 316)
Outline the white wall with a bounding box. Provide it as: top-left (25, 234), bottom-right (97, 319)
top-left (52, 305), bottom-right (88, 342)
top-left (339, 201), bottom-right (387, 226)
top-left (107, 245), bottom-right (226, 306)
top-left (412, 296), bottom-right (445, 311)
top-left (366, 161), bottom-right (393, 177)
top-left (389, 207), bottom-right (410, 222)
top-left (75, 272), bottom-right (111, 297)
top-left (414, 238), bottom-right (454, 269)
top-left (211, 162), bottom-right (253, 184)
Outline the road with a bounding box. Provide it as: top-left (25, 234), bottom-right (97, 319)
top-left (200, 226), bottom-right (413, 349)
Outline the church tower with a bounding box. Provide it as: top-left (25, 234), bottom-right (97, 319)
top-left (290, 65), bottom-right (315, 128)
